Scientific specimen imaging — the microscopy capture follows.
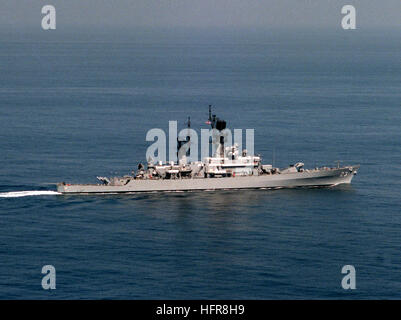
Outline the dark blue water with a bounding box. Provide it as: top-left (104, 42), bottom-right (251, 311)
top-left (0, 28), bottom-right (400, 299)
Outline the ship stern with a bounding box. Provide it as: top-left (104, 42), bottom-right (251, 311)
top-left (56, 183), bottom-right (66, 193)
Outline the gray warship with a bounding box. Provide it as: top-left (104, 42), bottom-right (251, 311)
top-left (57, 107), bottom-right (359, 194)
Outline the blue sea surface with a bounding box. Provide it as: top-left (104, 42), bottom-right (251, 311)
top-left (0, 27), bottom-right (400, 299)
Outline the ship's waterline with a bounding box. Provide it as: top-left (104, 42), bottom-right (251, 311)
top-left (57, 166), bottom-right (358, 194)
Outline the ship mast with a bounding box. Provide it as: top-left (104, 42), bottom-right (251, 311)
top-left (186, 116), bottom-right (191, 157)
top-left (208, 105), bottom-right (226, 158)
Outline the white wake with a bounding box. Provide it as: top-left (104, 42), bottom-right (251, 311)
top-left (0, 190), bottom-right (61, 198)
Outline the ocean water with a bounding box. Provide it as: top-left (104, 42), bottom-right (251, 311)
top-left (0, 27), bottom-right (400, 299)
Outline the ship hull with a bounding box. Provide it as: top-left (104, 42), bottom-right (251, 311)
top-left (57, 166), bottom-right (359, 194)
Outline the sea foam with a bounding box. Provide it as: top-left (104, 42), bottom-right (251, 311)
top-left (0, 191), bottom-right (61, 198)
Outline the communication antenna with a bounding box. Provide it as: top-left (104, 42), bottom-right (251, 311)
top-left (206, 104), bottom-right (216, 129)
top-left (272, 147), bottom-right (276, 167)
